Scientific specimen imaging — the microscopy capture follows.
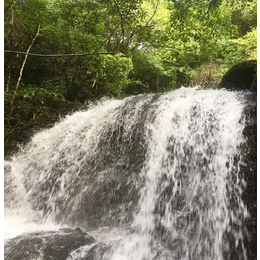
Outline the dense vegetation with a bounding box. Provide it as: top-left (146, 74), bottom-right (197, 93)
top-left (4, 0), bottom-right (257, 154)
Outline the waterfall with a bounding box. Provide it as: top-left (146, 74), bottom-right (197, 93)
top-left (4, 87), bottom-right (250, 260)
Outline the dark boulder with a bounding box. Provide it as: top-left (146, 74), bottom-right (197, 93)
top-left (83, 243), bottom-right (111, 260)
top-left (219, 60), bottom-right (257, 91)
top-left (4, 228), bottom-right (95, 260)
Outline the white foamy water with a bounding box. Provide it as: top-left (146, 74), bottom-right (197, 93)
top-left (4, 87), bottom-right (249, 259)
top-left (111, 88), bottom-right (248, 260)
top-left (4, 216), bottom-right (62, 240)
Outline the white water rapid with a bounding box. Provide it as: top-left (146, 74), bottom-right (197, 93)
top-left (4, 87), bottom-right (250, 260)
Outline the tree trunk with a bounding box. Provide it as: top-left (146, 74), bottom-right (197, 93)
top-left (10, 24), bottom-right (40, 112)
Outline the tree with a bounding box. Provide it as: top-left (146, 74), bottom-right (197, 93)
top-left (4, 0), bottom-right (257, 153)
top-left (162, 0), bottom-right (257, 85)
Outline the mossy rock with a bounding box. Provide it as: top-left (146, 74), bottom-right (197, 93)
top-left (4, 228), bottom-right (95, 260)
top-left (219, 60), bottom-right (257, 91)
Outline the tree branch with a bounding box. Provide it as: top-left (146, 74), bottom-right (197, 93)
top-left (10, 24), bottom-right (41, 110)
top-left (92, 0), bottom-right (137, 54)
top-left (4, 50), bottom-right (117, 57)
top-left (4, 0), bottom-right (15, 14)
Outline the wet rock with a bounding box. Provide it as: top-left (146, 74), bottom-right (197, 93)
top-left (4, 228), bottom-right (95, 260)
top-left (83, 243), bottom-right (111, 260)
top-left (241, 92), bottom-right (257, 260)
top-left (219, 60), bottom-right (257, 91)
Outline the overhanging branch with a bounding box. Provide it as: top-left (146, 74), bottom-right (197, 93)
top-left (4, 50), bottom-right (117, 57)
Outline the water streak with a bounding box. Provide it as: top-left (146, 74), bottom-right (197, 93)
top-left (5, 87), bottom-right (249, 259)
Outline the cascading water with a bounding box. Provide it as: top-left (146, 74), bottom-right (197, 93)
top-left (4, 87), bottom-right (252, 260)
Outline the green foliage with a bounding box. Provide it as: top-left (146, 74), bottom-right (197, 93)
top-left (15, 86), bottom-right (64, 102)
top-left (4, 84), bottom-right (66, 151)
top-left (126, 50), bottom-right (175, 94)
top-left (163, 0), bottom-right (257, 85)
top-left (4, 0), bottom-right (257, 99)
top-left (4, 0), bottom-right (257, 152)
top-left (165, 0), bottom-right (236, 64)
top-left (216, 27), bottom-right (257, 74)
top-left (189, 59), bottom-right (222, 87)
top-left (231, 0), bottom-right (257, 36)
top-left (98, 54), bottom-right (133, 95)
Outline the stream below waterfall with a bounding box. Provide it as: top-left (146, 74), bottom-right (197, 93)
top-left (4, 87), bottom-right (255, 260)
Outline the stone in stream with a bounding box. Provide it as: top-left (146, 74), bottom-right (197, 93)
top-left (219, 60), bottom-right (257, 91)
top-left (4, 228), bottom-right (95, 260)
